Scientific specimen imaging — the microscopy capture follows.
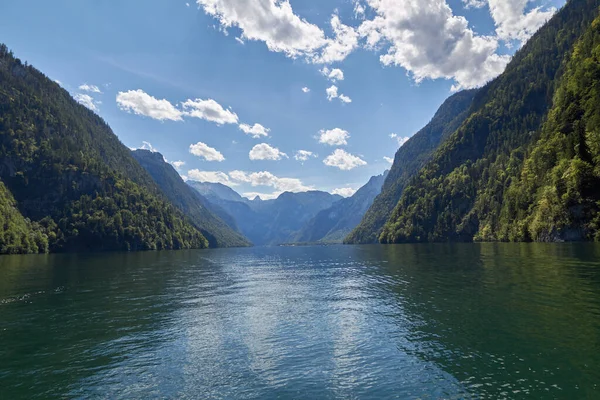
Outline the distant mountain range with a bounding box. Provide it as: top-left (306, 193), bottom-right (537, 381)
top-left (295, 171), bottom-right (388, 243)
top-left (187, 173), bottom-right (389, 245)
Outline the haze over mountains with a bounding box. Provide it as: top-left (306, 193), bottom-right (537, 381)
top-left (185, 169), bottom-right (390, 246)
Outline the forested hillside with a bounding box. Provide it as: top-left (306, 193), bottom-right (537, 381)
top-left (0, 45), bottom-right (208, 253)
top-left (345, 89), bottom-right (477, 244)
top-left (132, 149), bottom-right (250, 248)
top-left (381, 0), bottom-right (600, 243)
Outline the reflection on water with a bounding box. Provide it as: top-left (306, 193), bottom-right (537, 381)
top-left (1, 244), bottom-right (600, 399)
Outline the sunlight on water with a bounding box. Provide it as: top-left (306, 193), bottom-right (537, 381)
top-left (1, 244), bottom-right (600, 399)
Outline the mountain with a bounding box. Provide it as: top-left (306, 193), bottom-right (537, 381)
top-left (296, 171), bottom-right (389, 243)
top-left (188, 183), bottom-right (342, 245)
top-left (0, 44), bottom-right (208, 253)
top-left (345, 89), bottom-right (478, 244)
top-left (380, 0), bottom-right (600, 243)
top-left (131, 150), bottom-right (250, 248)
top-left (187, 181), bottom-right (247, 203)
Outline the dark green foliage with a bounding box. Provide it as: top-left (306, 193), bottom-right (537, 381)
top-left (296, 171), bottom-right (388, 244)
top-left (132, 150), bottom-right (250, 248)
top-left (345, 89), bottom-right (477, 244)
top-left (380, 0), bottom-right (600, 244)
top-left (0, 180), bottom-right (48, 254)
top-left (0, 45), bottom-right (208, 253)
top-left (494, 15), bottom-right (600, 242)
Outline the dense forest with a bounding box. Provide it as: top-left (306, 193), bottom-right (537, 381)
top-left (132, 149), bottom-right (250, 248)
top-left (379, 0), bottom-right (600, 243)
top-left (0, 44), bottom-right (209, 254)
top-left (345, 90), bottom-right (477, 244)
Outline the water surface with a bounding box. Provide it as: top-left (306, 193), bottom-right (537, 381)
top-left (1, 244), bottom-right (600, 399)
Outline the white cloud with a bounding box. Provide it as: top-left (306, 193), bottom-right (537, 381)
top-left (181, 98), bottom-right (239, 125)
top-left (302, 87), bottom-right (311, 93)
top-left (243, 191), bottom-right (282, 200)
top-left (196, 0), bottom-right (327, 58)
top-left (187, 170), bottom-right (237, 185)
top-left (354, 0), bottom-right (366, 19)
top-left (486, 0), bottom-right (556, 44)
top-left (323, 149), bottom-right (367, 170)
top-left (314, 15), bottom-right (360, 64)
top-left (249, 143), bottom-right (288, 160)
top-left (320, 66), bottom-right (344, 82)
top-left (230, 170), bottom-right (313, 193)
top-left (189, 142), bottom-right (226, 161)
top-left (116, 89), bottom-right (183, 121)
top-left (339, 94), bottom-right (352, 103)
top-left (326, 85), bottom-right (339, 101)
top-left (462, 0), bottom-right (486, 8)
top-left (332, 187), bottom-right (358, 197)
top-left (171, 160), bottom-right (186, 170)
top-left (235, 36), bottom-right (245, 45)
top-left (326, 84), bottom-right (351, 103)
top-left (295, 150), bottom-right (317, 162)
top-left (358, 0), bottom-right (511, 90)
top-left (390, 133), bottom-right (410, 146)
top-left (319, 128), bottom-right (350, 146)
top-left (196, 0), bottom-right (358, 64)
top-left (384, 156), bottom-right (394, 163)
top-left (239, 123), bottom-right (270, 138)
top-left (79, 83), bottom-right (102, 93)
top-left (74, 93), bottom-right (100, 112)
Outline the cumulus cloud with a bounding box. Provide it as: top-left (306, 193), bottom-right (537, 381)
top-left (314, 15), bottom-right (360, 64)
top-left (79, 83), bottom-right (102, 93)
top-left (74, 93), bottom-right (100, 112)
top-left (326, 84), bottom-right (352, 103)
top-left (249, 143), bottom-right (288, 160)
top-left (332, 187), bottom-right (358, 197)
top-left (323, 149), bottom-right (367, 170)
top-left (189, 142), bottom-right (226, 161)
top-left (181, 98), bottom-right (239, 125)
top-left (243, 191), bottom-right (282, 200)
top-left (326, 85), bottom-right (339, 101)
top-left (358, 0), bottom-right (511, 90)
top-left (239, 123), bottom-right (270, 138)
top-left (116, 90), bottom-right (183, 121)
top-left (384, 156), bottom-right (394, 163)
top-left (187, 170), bottom-right (237, 185)
top-left (390, 133), bottom-right (410, 147)
top-left (171, 160), bottom-right (186, 170)
top-left (486, 0), bottom-right (556, 44)
top-left (295, 150), bottom-right (317, 162)
top-left (319, 128), bottom-right (350, 146)
top-left (339, 94), bottom-right (352, 103)
top-left (196, 0), bottom-right (327, 58)
top-left (354, 0), bottom-right (366, 19)
top-left (196, 0), bottom-right (358, 64)
top-left (320, 66), bottom-right (344, 82)
top-left (230, 170), bottom-right (313, 193)
top-left (302, 87), bottom-right (311, 93)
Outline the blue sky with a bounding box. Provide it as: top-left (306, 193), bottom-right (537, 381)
top-left (1, 0), bottom-right (564, 199)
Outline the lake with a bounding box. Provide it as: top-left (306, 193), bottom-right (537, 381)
top-left (1, 244), bottom-right (599, 399)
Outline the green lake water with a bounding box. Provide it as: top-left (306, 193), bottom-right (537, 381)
top-left (1, 244), bottom-right (599, 399)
